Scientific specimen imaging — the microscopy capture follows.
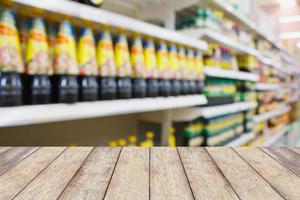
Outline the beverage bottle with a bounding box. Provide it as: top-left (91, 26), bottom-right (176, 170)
top-left (0, 9), bottom-right (23, 106)
top-left (178, 46), bottom-right (189, 95)
top-left (97, 29), bottom-right (117, 100)
top-left (52, 20), bottom-right (79, 103)
top-left (114, 31), bottom-right (132, 99)
top-left (194, 50), bottom-right (204, 94)
top-left (78, 0), bottom-right (104, 7)
top-left (128, 135), bottom-right (137, 146)
top-left (130, 34), bottom-right (146, 98)
top-left (156, 41), bottom-right (171, 97)
top-left (144, 38), bottom-right (158, 97)
top-left (186, 48), bottom-right (197, 94)
top-left (168, 44), bottom-right (181, 96)
top-left (23, 18), bottom-right (52, 105)
top-left (77, 27), bottom-right (98, 101)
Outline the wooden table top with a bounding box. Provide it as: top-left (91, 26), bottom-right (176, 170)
top-left (0, 147), bottom-right (299, 200)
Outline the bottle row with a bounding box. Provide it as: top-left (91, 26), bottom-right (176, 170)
top-left (0, 8), bottom-right (204, 107)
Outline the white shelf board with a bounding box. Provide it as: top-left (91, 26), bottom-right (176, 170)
top-left (204, 67), bottom-right (259, 82)
top-left (10, 0), bottom-right (207, 51)
top-left (0, 95), bottom-right (207, 127)
top-left (255, 83), bottom-right (281, 91)
top-left (173, 101), bottom-right (257, 121)
top-left (254, 105), bottom-right (291, 123)
top-left (225, 132), bottom-right (255, 147)
top-left (263, 126), bottom-right (289, 146)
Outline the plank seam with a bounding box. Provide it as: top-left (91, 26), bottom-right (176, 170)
top-left (204, 148), bottom-right (241, 200)
top-left (289, 148), bottom-right (300, 156)
top-left (149, 147), bottom-right (151, 200)
top-left (233, 148), bottom-right (287, 200)
top-left (176, 147), bottom-right (196, 200)
top-left (102, 147), bottom-right (123, 200)
top-left (11, 147), bottom-right (67, 200)
top-left (0, 147), bottom-right (11, 156)
top-left (57, 147), bottom-right (96, 199)
top-left (0, 147), bottom-right (40, 177)
top-left (260, 148), bottom-right (300, 178)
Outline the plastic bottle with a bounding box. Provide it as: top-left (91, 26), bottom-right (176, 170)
top-left (77, 27), bottom-right (98, 101)
top-left (194, 50), bottom-right (204, 94)
top-left (0, 9), bottom-right (23, 106)
top-left (144, 38), bottom-right (158, 97)
top-left (97, 29), bottom-right (117, 100)
top-left (78, 0), bottom-right (104, 7)
top-left (186, 48), bottom-right (196, 94)
top-left (118, 139), bottom-right (127, 147)
top-left (108, 140), bottom-right (117, 147)
top-left (168, 44), bottom-right (181, 96)
top-left (130, 34), bottom-right (146, 98)
top-left (52, 21), bottom-right (79, 103)
top-left (178, 46), bottom-right (189, 95)
top-left (114, 31), bottom-right (132, 99)
top-left (156, 41), bottom-right (171, 97)
top-left (168, 127), bottom-right (176, 147)
top-left (128, 135), bottom-right (137, 146)
top-left (23, 18), bottom-right (52, 105)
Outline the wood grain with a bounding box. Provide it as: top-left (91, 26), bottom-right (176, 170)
top-left (0, 147), bottom-right (38, 176)
top-left (207, 147), bottom-right (283, 200)
top-left (150, 147), bottom-right (194, 200)
top-left (235, 147), bottom-right (300, 199)
top-left (0, 147), bottom-right (10, 155)
top-left (291, 148), bottom-right (300, 155)
top-left (104, 147), bottom-right (149, 200)
top-left (0, 147), bottom-right (65, 200)
top-left (262, 147), bottom-right (300, 176)
top-left (178, 147), bottom-right (239, 200)
top-left (13, 147), bottom-right (93, 200)
top-left (59, 147), bottom-right (121, 200)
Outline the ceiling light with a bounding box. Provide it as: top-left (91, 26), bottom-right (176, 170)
top-left (279, 15), bottom-right (300, 23)
top-left (280, 31), bottom-right (300, 39)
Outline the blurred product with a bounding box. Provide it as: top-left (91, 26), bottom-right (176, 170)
top-left (0, 9), bottom-right (23, 106)
top-left (168, 44), bottom-right (181, 96)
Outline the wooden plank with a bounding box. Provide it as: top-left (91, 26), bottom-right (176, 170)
top-left (150, 147), bottom-right (194, 200)
top-left (13, 147), bottom-right (93, 200)
top-left (263, 147), bottom-right (300, 176)
top-left (104, 147), bottom-right (149, 200)
top-left (0, 147), bottom-right (10, 155)
top-left (0, 147), bottom-right (38, 176)
top-left (0, 147), bottom-right (66, 200)
top-left (235, 147), bottom-right (300, 199)
top-left (59, 147), bottom-right (121, 200)
top-left (207, 147), bottom-right (283, 200)
top-left (291, 147), bottom-right (300, 155)
top-left (178, 147), bottom-right (239, 200)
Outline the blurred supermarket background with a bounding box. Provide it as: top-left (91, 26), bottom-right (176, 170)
top-left (0, 0), bottom-right (300, 147)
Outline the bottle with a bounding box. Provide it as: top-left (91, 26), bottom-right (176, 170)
top-left (108, 140), bottom-right (117, 147)
top-left (186, 48), bottom-right (197, 94)
top-left (144, 38), bottom-right (159, 97)
top-left (23, 18), bottom-right (52, 105)
top-left (168, 127), bottom-right (176, 147)
top-left (78, 0), bottom-right (104, 7)
top-left (97, 29), bottom-right (117, 100)
top-left (145, 131), bottom-right (154, 147)
top-left (178, 46), bottom-right (189, 95)
top-left (114, 31), bottom-right (132, 99)
top-left (168, 44), bottom-right (181, 96)
top-left (194, 50), bottom-right (204, 94)
top-left (0, 9), bottom-right (23, 106)
top-left (128, 135), bottom-right (137, 146)
top-left (52, 20), bottom-right (79, 103)
top-left (118, 139), bottom-right (127, 147)
top-left (77, 27), bottom-right (98, 101)
top-left (130, 34), bottom-right (146, 98)
top-left (156, 41), bottom-right (171, 97)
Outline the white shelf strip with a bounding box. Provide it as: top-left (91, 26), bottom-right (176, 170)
top-left (254, 105), bottom-right (291, 123)
top-left (255, 83), bottom-right (281, 91)
top-left (11, 0), bottom-right (208, 51)
top-left (173, 101), bottom-right (257, 121)
top-left (204, 67), bottom-right (259, 82)
top-left (263, 126), bottom-right (289, 146)
top-left (0, 95), bottom-right (207, 127)
top-left (225, 132), bottom-right (255, 147)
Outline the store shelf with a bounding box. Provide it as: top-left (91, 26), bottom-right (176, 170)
top-left (0, 95), bottom-right (207, 127)
top-left (263, 126), bottom-right (289, 146)
top-left (225, 132), bottom-right (255, 147)
top-left (173, 101), bottom-right (257, 121)
top-left (204, 67), bottom-right (259, 81)
top-left (9, 0), bottom-right (207, 51)
top-left (254, 105), bottom-right (291, 123)
top-left (255, 83), bottom-right (281, 91)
